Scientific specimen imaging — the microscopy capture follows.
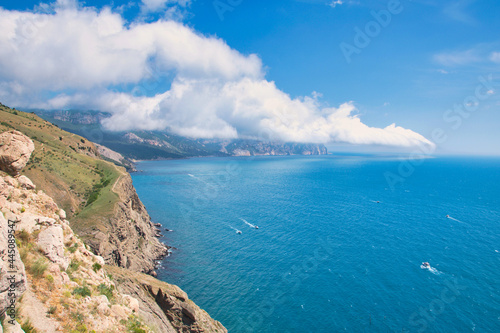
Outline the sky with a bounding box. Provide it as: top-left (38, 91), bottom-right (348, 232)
top-left (0, 0), bottom-right (499, 155)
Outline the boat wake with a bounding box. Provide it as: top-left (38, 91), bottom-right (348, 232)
top-left (446, 215), bottom-right (464, 223)
top-left (240, 218), bottom-right (259, 229)
top-left (188, 173), bottom-right (209, 184)
top-left (421, 263), bottom-right (442, 275)
top-left (228, 225), bottom-right (242, 234)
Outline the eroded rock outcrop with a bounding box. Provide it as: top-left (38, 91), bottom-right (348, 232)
top-left (83, 172), bottom-right (169, 274)
top-left (0, 131), bottom-right (34, 176)
top-left (106, 265), bottom-right (227, 333)
top-left (0, 129), bottom-right (226, 332)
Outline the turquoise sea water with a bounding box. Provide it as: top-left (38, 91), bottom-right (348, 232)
top-left (131, 155), bottom-right (500, 332)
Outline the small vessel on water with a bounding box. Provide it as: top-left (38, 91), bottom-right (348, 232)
top-left (421, 262), bottom-right (430, 268)
top-left (237, 230), bottom-right (242, 234)
top-left (446, 215), bottom-right (450, 218)
top-left (255, 226), bottom-right (259, 229)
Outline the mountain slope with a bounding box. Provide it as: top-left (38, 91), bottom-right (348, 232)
top-left (0, 104), bottom-right (167, 274)
top-left (33, 109), bottom-right (328, 159)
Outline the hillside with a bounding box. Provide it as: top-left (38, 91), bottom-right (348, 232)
top-left (0, 133), bottom-right (225, 332)
top-left (33, 109), bottom-right (328, 160)
top-left (0, 105), bottom-right (227, 332)
top-left (0, 105), bottom-right (168, 274)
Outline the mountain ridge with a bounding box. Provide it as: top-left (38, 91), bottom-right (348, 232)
top-left (32, 109), bottom-right (328, 161)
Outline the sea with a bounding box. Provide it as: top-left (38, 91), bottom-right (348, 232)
top-left (131, 154), bottom-right (500, 332)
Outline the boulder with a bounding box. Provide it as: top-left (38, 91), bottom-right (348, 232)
top-left (16, 176), bottom-right (35, 190)
top-left (123, 295), bottom-right (140, 312)
top-left (0, 131), bottom-right (35, 176)
top-left (1, 319), bottom-right (24, 333)
top-left (94, 295), bottom-right (109, 305)
top-left (97, 303), bottom-right (110, 315)
top-left (37, 225), bottom-right (69, 270)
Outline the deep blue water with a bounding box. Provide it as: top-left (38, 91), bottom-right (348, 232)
top-left (131, 155), bottom-right (500, 332)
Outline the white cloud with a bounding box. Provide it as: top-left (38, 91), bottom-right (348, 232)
top-left (141, 0), bottom-right (191, 12)
top-left (329, 0), bottom-right (344, 8)
top-left (0, 2), bottom-right (434, 149)
top-left (433, 49), bottom-right (481, 66)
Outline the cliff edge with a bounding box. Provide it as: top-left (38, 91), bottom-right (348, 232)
top-left (0, 129), bottom-right (226, 332)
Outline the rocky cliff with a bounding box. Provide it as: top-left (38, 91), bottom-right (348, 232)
top-left (0, 130), bottom-right (226, 332)
top-left (76, 170), bottom-right (169, 275)
top-left (0, 107), bottom-right (168, 275)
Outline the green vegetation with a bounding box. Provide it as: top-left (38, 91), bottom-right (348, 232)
top-left (72, 286), bottom-right (92, 297)
top-left (29, 257), bottom-right (48, 278)
top-left (46, 274), bottom-right (54, 283)
top-left (66, 259), bottom-right (81, 276)
top-left (85, 176), bottom-right (111, 207)
top-left (21, 320), bottom-right (38, 333)
top-left (97, 283), bottom-right (114, 300)
top-left (121, 315), bottom-right (147, 333)
top-left (0, 104), bottom-right (122, 244)
top-left (92, 262), bottom-right (102, 272)
top-left (68, 242), bottom-right (79, 253)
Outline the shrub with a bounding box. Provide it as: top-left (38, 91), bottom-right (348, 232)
top-left (16, 229), bottom-right (31, 243)
top-left (68, 243), bottom-right (79, 253)
top-left (67, 260), bottom-right (81, 275)
top-left (125, 316), bottom-right (147, 333)
top-left (21, 320), bottom-right (37, 333)
top-left (97, 284), bottom-right (114, 300)
top-left (92, 263), bottom-right (102, 272)
top-left (46, 274), bottom-right (54, 283)
top-left (72, 286), bottom-right (91, 297)
top-left (30, 257), bottom-right (48, 278)
top-left (47, 306), bottom-right (57, 315)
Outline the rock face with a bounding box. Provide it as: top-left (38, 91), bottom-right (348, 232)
top-left (81, 173), bottom-right (169, 274)
top-left (0, 131), bottom-right (35, 176)
top-left (106, 265), bottom-right (227, 333)
top-left (37, 225), bottom-right (70, 270)
top-left (0, 128), bottom-right (226, 332)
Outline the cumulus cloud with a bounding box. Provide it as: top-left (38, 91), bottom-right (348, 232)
top-left (0, 1), bottom-right (434, 149)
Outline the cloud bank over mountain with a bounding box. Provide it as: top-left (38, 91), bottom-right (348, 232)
top-left (0, 1), bottom-right (434, 148)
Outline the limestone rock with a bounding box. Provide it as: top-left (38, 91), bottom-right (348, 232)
top-left (1, 319), bottom-right (23, 333)
top-left (17, 176), bottom-right (35, 190)
top-left (111, 304), bottom-right (131, 318)
top-left (94, 295), bottom-right (109, 305)
top-left (37, 225), bottom-right (69, 270)
top-left (58, 209), bottom-right (66, 220)
top-left (123, 294), bottom-right (140, 312)
top-left (0, 130), bottom-right (35, 176)
top-left (97, 302), bottom-right (110, 315)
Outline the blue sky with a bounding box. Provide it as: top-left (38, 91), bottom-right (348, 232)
top-left (1, 0), bottom-right (499, 155)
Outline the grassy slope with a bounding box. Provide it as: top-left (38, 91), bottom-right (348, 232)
top-left (0, 103), bottom-right (121, 236)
